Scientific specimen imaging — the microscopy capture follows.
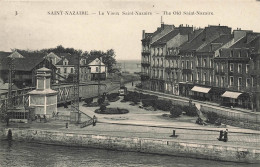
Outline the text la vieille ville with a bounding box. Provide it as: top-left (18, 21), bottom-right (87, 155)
top-left (47, 10), bottom-right (214, 16)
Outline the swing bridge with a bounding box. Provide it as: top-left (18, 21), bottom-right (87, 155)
top-left (0, 83), bottom-right (112, 127)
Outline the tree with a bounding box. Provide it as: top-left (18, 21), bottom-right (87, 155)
top-left (103, 49), bottom-right (117, 73)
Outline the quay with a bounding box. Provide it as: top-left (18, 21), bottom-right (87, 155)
top-left (1, 122), bottom-right (260, 164)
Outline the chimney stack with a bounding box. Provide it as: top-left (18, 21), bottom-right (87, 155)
top-left (142, 30), bottom-right (145, 39)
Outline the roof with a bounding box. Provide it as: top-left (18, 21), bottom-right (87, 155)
top-left (151, 29), bottom-right (180, 46)
top-left (151, 27), bottom-right (193, 46)
top-left (180, 26), bottom-right (231, 52)
top-left (198, 34), bottom-right (233, 52)
top-left (56, 54), bottom-right (79, 65)
top-left (0, 51), bottom-right (48, 71)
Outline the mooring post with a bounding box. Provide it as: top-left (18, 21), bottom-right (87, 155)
top-left (7, 129), bottom-right (12, 141)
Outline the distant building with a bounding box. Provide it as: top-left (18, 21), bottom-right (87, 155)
top-left (87, 57), bottom-right (107, 80)
top-left (0, 51), bottom-right (56, 88)
top-left (54, 53), bottom-right (107, 82)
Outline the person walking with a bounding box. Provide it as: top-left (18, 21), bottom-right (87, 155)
top-left (93, 115), bottom-right (97, 126)
top-left (223, 129), bottom-right (228, 142)
top-left (218, 130), bottom-right (223, 141)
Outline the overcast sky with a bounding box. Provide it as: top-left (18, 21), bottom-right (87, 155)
top-left (0, 0), bottom-right (259, 60)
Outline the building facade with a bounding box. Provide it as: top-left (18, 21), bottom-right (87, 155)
top-left (141, 24), bottom-right (260, 112)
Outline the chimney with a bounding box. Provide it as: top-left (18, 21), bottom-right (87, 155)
top-left (161, 16), bottom-right (164, 29)
top-left (142, 30), bottom-right (145, 39)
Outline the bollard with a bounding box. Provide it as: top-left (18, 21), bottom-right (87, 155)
top-left (66, 123), bottom-right (68, 128)
top-left (173, 130), bottom-right (176, 136)
top-left (170, 130), bottom-right (178, 137)
top-left (7, 129), bottom-right (12, 141)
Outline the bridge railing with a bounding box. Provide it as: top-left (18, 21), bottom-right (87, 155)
top-left (0, 83), bottom-right (109, 119)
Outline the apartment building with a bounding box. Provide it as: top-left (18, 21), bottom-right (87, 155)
top-left (141, 24), bottom-right (260, 112)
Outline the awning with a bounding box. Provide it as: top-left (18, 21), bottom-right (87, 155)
top-left (221, 91), bottom-right (242, 99)
top-left (191, 86), bottom-right (211, 93)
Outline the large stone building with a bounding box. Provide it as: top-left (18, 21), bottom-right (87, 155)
top-left (141, 23), bottom-right (260, 112)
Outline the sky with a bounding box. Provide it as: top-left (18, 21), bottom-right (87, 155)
top-left (0, 0), bottom-right (260, 60)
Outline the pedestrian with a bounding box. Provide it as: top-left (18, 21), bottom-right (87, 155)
top-left (6, 115), bottom-right (9, 126)
top-left (93, 115), bottom-right (97, 126)
top-left (218, 130), bottom-right (223, 141)
top-left (223, 129), bottom-right (228, 142)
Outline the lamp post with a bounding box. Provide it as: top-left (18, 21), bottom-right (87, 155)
top-left (6, 51), bottom-right (24, 123)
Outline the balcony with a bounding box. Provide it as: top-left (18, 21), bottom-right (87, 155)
top-left (215, 71), bottom-right (226, 75)
top-left (142, 50), bottom-right (150, 55)
top-left (182, 69), bottom-right (192, 74)
top-left (141, 61), bottom-right (150, 67)
top-left (141, 73), bottom-right (150, 81)
top-left (193, 80), bottom-right (215, 86)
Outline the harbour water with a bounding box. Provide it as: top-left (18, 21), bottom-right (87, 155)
top-left (0, 140), bottom-right (258, 167)
top-left (117, 60), bottom-right (141, 74)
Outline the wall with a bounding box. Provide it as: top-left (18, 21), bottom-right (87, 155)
top-left (1, 129), bottom-right (260, 163)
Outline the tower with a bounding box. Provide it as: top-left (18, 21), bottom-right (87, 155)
top-left (28, 67), bottom-right (57, 119)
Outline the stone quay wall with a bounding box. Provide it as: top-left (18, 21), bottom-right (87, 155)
top-left (1, 128), bottom-right (259, 163)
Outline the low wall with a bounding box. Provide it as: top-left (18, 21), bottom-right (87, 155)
top-left (1, 129), bottom-right (260, 163)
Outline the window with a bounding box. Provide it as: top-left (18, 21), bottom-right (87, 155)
top-left (238, 64), bottom-right (242, 73)
top-left (216, 76), bottom-right (219, 86)
top-left (230, 63), bottom-right (234, 72)
top-left (230, 50), bottom-right (233, 57)
top-left (203, 59), bottom-right (207, 67)
top-left (191, 61), bottom-right (193, 69)
top-left (252, 77), bottom-right (254, 87)
top-left (203, 73), bottom-right (206, 82)
top-left (57, 68), bottom-right (60, 73)
top-left (96, 67), bottom-right (99, 72)
top-left (246, 64), bottom-right (250, 73)
top-left (216, 63), bottom-right (219, 72)
top-left (238, 50), bottom-right (241, 57)
top-left (64, 67), bottom-right (67, 73)
top-left (161, 58), bottom-right (163, 66)
top-left (161, 70), bottom-right (163, 78)
top-left (191, 74), bottom-right (194, 82)
top-left (246, 78), bottom-right (250, 88)
top-left (238, 77), bottom-right (242, 90)
top-left (176, 60), bottom-right (178, 68)
top-left (197, 72), bottom-right (200, 81)
top-left (210, 59), bottom-right (213, 68)
top-left (71, 68), bottom-right (73, 73)
top-left (181, 61), bottom-right (184, 68)
top-left (229, 76), bottom-right (234, 86)
top-left (197, 58), bottom-right (199, 66)
top-left (186, 61), bottom-right (189, 69)
top-left (221, 64), bottom-right (224, 72)
top-left (221, 77), bottom-right (224, 87)
top-left (209, 75), bottom-right (212, 84)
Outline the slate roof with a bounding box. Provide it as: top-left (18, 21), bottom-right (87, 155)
top-left (56, 53), bottom-right (79, 65)
top-left (179, 30), bottom-right (205, 52)
top-left (0, 51), bottom-right (48, 71)
top-left (151, 29), bottom-right (180, 46)
top-left (198, 34), bottom-right (233, 52)
top-left (56, 53), bottom-right (104, 66)
top-left (180, 26), bottom-right (231, 52)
